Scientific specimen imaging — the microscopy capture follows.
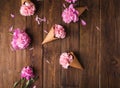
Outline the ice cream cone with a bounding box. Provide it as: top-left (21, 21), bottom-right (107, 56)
top-left (21, 0), bottom-right (31, 5)
top-left (69, 52), bottom-right (83, 70)
top-left (42, 27), bottom-right (57, 44)
top-left (76, 6), bottom-right (88, 16)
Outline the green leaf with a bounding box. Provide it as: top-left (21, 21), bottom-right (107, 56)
top-left (13, 79), bottom-right (22, 88)
top-left (21, 78), bottom-right (26, 88)
top-left (24, 80), bottom-right (30, 88)
top-left (32, 76), bottom-right (39, 82)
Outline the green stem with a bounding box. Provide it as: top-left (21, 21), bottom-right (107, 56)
top-left (21, 78), bottom-right (26, 88)
top-left (13, 79), bottom-right (22, 88)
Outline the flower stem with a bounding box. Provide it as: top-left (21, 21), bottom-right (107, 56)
top-left (13, 79), bottom-right (22, 88)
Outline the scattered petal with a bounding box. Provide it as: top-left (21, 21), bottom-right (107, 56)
top-left (46, 60), bottom-right (50, 64)
top-left (29, 47), bottom-right (34, 51)
top-left (96, 26), bottom-right (101, 31)
top-left (80, 19), bottom-right (86, 26)
top-left (63, 3), bottom-right (66, 8)
top-left (44, 30), bottom-right (48, 34)
top-left (9, 26), bottom-right (13, 32)
top-left (33, 86), bottom-right (37, 88)
top-left (43, 17), bottom-right (46, 22)
top-left (10, 14), bottom-right (15, 18)
top-left (35, 15), bottom-right (47, 25)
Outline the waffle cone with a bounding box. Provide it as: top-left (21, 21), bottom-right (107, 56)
top-left (21, 0), bottom-right (31, 5)
top-left (42, 27), bottom-right (57, 44)
top-left (76, 6), bottom-right (88, 16)
top-left (69, 52), bottom-right (83, 70)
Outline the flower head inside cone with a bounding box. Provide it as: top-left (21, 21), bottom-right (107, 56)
top-left (20, 0), bottom-right (36, 16)
top-left (59, 52), bottom-right (83, 70)
top-left (69, 52), bottom-right (83, 70)
top-left (42, 24), bottom-right (66, 44)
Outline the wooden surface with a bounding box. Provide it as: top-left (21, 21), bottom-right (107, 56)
top-left (0, 0), bottom-right (120, 88)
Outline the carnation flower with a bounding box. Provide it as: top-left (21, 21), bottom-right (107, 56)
top-left (54, 24), bottom-right (66, 39)
top-left (13, 66), bottom-right (37, 88)
top-left (20, 1), bottom-right (36, 16)
top-left (11, 28), bottom-right (31, 50)
top-left (59, 52), bottom-right (73, 69)
top-left (65, 0), bottom-right (77, 3)
top-left (62, 4), bottom-right (79, 24)
top-left (21, 66), bottom-right (34, 80)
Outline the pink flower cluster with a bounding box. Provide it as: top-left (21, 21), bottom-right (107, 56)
top-left (20, 1), bottom-right (36, 16)
top-left (54, 24), bottom-right (66, 39)
top-left (65, 0), bottom-right (77, 3)
top-left (62, 4), bottom-right (79, 24)
top-left (11, 28), bottom-right (31, 50)
top-left (59, 52), bottom-right (73, 69)
top-left (21, 66), bottom-right (34, 80)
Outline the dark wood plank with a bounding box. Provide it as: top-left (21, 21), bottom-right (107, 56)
top-left (101, 0), bottom-right (120, 87)
top-left (60, 1), bottom-right (83, 88)
top-left (0, 0), bottom-right (43, 87)
top-left (0, 0), bottom-right (26, 88)
top-left (25, 0), bottom-right (44, 87)
top-left (79, 0), bottom-right (101, 87)
top-left (0, 0), bottom-right (120, 87)
top-left (43, 0), bottom-right (62, 88)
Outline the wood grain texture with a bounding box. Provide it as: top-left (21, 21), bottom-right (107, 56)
top-left (43, 0), bottom-right (62, 88)
top-left (101, 0), bottom-right (120, 88)
top-left (0, 0), bottom-right (120, 88)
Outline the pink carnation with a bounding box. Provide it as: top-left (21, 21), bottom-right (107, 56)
top-left (62, 4), bottom-right (79, 24)
top-left (11, 28), bottom-right (31, 50)
top-left (59, 52), bottom-right (73, 69)
top-left (20, 1), bottom-right (35, 16)
top-left (21, 66), bottom-right (34, 80)
top-left (65, 0), bottom-right (77, 3)
top-left (54, 24), bottom-right (66, 39)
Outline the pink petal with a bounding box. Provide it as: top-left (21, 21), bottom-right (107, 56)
top-left (33, 86), bottom-right (36, 88)
top-left (10, 14), bottom-right (15, 18)
top-left (43, 17), bottom-right (46, 22)
top-left (63, 3), bottom-right (66, 8)
top-left (35, 15), bottom-right (39, 21)
top-left (9, 26), bottom-right (13, 32)
top-left (96, 26), bottom-right (101, 31)
top-left (44, 30), bottom-right (48, 34)
top-left (46, 60), bottom-right (50, 64)
top-left (29, 47), bottom-right (34, 51)
top-left (81, 19), bottom-right (86, 26)
top-left (35, 15), bottom-right (47, 25)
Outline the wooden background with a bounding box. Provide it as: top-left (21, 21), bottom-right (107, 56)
top-left (0, 0), bottom-right (120, 88)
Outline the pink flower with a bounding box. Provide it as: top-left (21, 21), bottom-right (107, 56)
top-left (65, 0), bottom-right (77, 3)
top-left (11, 28), bottom-right (31, 50)
top-left (54, 24), bottom-right (66, 39)
top-left (59, 52), bottom-right (73, 69)
top-left (80, 19), bottom-right (87, 26)
top-left (21, 66), bottom-right (34, 80)
top-left (20, 1), bottom-right (36, 16)
top-left (62, 4), bottom-right (79, 24)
